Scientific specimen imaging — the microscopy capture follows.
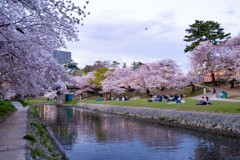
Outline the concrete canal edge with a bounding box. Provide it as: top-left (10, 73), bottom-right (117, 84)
top-left (76, 103), bottom-right (240, 138)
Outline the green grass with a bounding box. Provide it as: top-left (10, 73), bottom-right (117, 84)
top-left (25, 98), bottom-right (56, 105)
top-left (23, 134), bottom-right (36, 143)
top-left (64, 100), bottom-right (78, 105)
top-left (31, 149), bottom-right (45, 158)
top-left (83, 98), bottom-right (240, 114)
top-left (0, 100), bottom-right (16, 118)
top-left (19, 100), bottom-right (30, 107)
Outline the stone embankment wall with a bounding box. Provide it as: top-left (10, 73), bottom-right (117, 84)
top-left (76, 103), bottom-right (240, 137)
top-left (26, 107), bottom-right (68, 160)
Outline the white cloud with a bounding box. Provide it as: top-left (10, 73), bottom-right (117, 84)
top-left (66, 0), bottom-right (240, 73)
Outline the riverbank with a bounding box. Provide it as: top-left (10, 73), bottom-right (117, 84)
top-left (76, 103), bottom-right (240, 138)
top-left (25, 106), bottom-right (68, 160)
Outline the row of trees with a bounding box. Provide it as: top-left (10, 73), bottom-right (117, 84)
top-left (74, 59), bottom-right (195, 97)
top-left (0, 0), bottom-right (88, 99)
top-left (73, 20), bottom-right (240, 97)
top-left (81, 60), bottom-right (144, 74)
top-left (1, 3), bottom-right (239, 100)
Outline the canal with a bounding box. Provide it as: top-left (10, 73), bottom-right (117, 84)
top-left (38, 105), bottom-right (240, 160)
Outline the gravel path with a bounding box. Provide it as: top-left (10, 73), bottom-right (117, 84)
top-left (0, 102), bottom-right (27, 160)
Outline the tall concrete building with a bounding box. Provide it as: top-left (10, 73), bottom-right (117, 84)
top-left (53, 50), bottom-right (71, 64)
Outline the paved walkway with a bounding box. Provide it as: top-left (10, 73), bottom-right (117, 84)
top-left (192, 84), bottom-right (240, 102)
top-left (0, 102), bottom-right (28, 160)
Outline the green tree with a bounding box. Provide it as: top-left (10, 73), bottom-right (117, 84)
top-left (111, 61), bottom-right (120, 68)
top-left (89, 68), bottom-right (108, 93)
top-left (82, 65), bottom-right (94, 74)
top-left (184, 20), bottom-right (231, 53)
top-left (131, 61), bottom-right (144, 70)
top-left (122, 62), bottom-right (127, 68)
top-left (93, 60), bottom-right (106, 70)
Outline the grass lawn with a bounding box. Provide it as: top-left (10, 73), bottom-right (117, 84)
top-left (82, 98), bottom-right (240, 114)
top-left (25, 98), bottom-right (56, 105)
top-left (0, 100), bottom-right (16, 119)
top-left (64, 100), bottom-right (78, 105)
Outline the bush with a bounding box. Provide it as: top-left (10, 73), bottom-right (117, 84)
top-left (0, 100), bottom-right (16, 118)
top-left (23, 134), bottom-right (36, 143)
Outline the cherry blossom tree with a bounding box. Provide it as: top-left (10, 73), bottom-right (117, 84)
top-left (181, 72), bottom-right (199, 92)
top-left (190, 35), bottom-right (240, 88)
top-left (0, 51), bottom-right (69, 98)
top-left (190, 41), bottom-right (219, 85)
top-left (101, 68), bottom-right (135, 97)
top-left (0, 0), bottom-right (89, 98)
top-left (133, 59), bottom-right (183, 95)
top-left (73, 72), bottom-right (97, 95)
top-left (102, 59), bottom-right (185, 96)
top-left (215, 35), bottom-right (240, 88)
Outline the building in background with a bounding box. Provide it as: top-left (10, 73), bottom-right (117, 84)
top-left (64, 59), bottom-right (79, 74)
top-left (204, 72), bottom-right (224, 83)
top-left (53, 50), bottom-right (71, 64)
top-left (53, 50), bottom-right (81, 75)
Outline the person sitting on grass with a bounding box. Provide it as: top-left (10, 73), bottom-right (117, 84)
top-left (206, 96), bottom-right (212, 105)
top-left (196, 97), bottom-right (207, 105)
top-left (148, 95), bottom-right (153, 102)
top-left (169, 94), bottom-right (174, 101)
top-left (158, 95), bottom-right (162, 102)
top-left (176, 96), bottom-right (182, 103)
top-left (163, 95), bottom-right (169, 102)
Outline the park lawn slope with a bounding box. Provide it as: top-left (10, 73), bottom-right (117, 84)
top-left (0, 100), bottom-right (16, 120)
top-left (25, 98), bottom-right (56, 105)
top-left (83, 98), bottom-right (240, 114)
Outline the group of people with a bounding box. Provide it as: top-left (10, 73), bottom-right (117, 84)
top-left (96, 96), bottom-right (129, 101)
top-left (114, 96), bottom-right (129, 101)
top-left (148, 94), bottom-right (185, 103)
top-left (196, 96), bottom-right (212, 105)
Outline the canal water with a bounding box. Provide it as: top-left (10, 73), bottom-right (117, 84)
top-left (38, 105), bottom-right (240, 160)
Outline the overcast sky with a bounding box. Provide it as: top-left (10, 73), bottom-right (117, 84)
top-left (65, 0), bottom-right (240, 72)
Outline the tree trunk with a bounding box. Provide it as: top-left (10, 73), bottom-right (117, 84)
top-left (230, 80), bottom-right (235, 88)
top-left (146, 89), bottom-right (150, 97)
top-left (18, 94), bottom-right (25, 102)
top-left (211, 71), bottom-right (216, 86)
top-left (190, 82), bottom-right (195, 92)
top-left (192, 84), bottom-right (195, 92)
top-left (160, 84), bottom-right (164, 91)
top-left (109, 91), bottom-right (112, 99)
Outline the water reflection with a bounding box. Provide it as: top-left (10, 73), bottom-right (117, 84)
top-left (38, 105), bottom-right (240, 160)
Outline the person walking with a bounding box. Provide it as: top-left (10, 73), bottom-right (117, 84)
top-left (212, 87), bottom-right (217, 94)
top-left (203, 87), bottom-right (206, 95)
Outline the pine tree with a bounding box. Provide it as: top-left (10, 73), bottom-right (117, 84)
top-left (184, 20), bottom-right (231, 53)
